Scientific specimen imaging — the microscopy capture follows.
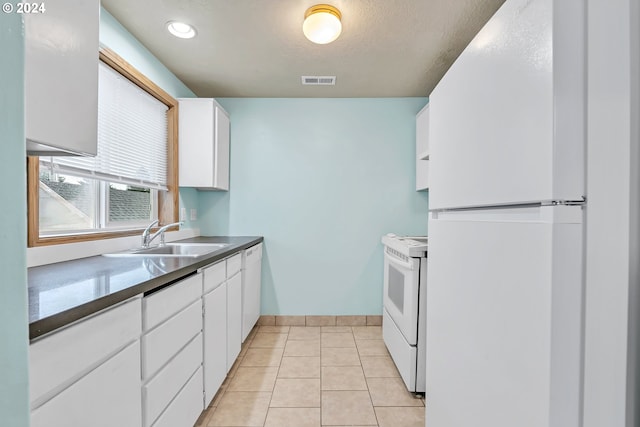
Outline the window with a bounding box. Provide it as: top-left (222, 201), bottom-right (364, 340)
top-left (37, 171), bottom-right (157, 234)
top-left (27, 48), bottom-right (179, 246)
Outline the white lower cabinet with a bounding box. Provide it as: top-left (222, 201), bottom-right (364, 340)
top-left (31, 341), bottom-right (142, 427)
top-left (142, 274), bottom-right (204, 427)
top-left (203, 261), bottom-right (228, 406)
top-left (29, 248), bottom-right (255, 427)
top-left (227, 271), bottom-right (242, 372)
top-left (29, 297), bottom-right (142, 427)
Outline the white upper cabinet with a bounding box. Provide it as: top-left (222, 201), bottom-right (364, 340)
top-left (416, 103), bottom-right (430, 191)
top-left (178, 98), bottom-right (230, 190)
top-left (428, 0), bottom-right (585, 209)
top-left (25, 0), bottom-right (99, 156)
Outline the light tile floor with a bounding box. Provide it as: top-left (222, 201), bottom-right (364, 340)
top-left (196, 325), bottom-right (425, 427)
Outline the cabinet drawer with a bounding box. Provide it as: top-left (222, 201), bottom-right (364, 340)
top-left (142, 300), bottom-right (202, 380)
top-left (227, 253), bottom-right (242, 277)
top-left (144, 274), bottom-right (202, 331)
top-left (31, 341), bottom-right (142, 427)
top-left (152, 366), bottom-right (204, 427)
top-left (144, 333), bottom-right (203, 427)
top-left (30, 297), bottom-right (141, 407)
top-left (203, 260), bottom-right (225, 294)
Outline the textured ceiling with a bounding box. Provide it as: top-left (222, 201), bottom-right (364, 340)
top-left (102, 0), bottom-right (505, 98)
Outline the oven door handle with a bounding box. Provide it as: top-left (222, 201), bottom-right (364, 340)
top-left (384, 251), bottom-right (415, 271)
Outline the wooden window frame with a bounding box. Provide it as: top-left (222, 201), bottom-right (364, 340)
top-left (27, 48), bottom-right (179, 247)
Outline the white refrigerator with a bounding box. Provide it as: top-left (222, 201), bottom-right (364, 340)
top-left (426, 0), bottom-right (586, 426)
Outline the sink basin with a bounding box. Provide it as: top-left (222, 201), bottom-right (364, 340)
top-left (103, 243), bottom-right (230, 258)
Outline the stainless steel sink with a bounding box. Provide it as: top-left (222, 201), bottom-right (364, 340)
top-left (103, 243), bottom-right (230, 258)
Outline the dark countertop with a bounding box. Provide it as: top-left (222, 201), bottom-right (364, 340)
top-left (28, 236), bottom-right (263, 340)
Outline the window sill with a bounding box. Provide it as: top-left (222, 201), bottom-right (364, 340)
top-left (27, 227), bottom-right (200, 267)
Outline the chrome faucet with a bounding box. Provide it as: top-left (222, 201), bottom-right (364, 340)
top-left (141, 219), bottom-right (159, 248)
top-left (146, 221), bottom-right (183, 247)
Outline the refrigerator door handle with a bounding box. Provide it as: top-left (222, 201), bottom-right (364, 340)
top-left (430, 197), bottom-right (587, 214)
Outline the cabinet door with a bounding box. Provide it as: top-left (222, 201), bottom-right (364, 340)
top-left (416, 104), bottom-right (430, 191)
top-left (31, 341), bottom-right (142, 427)
top-left (178, 98), bottom-right (230, 190)
top-left (214, 106), bottom-right (230, 190)
top-left (204, 283), bottom-right (227, 405)
top-left (25, 0), bottom-right (99, 155)
top-left (178, 99), bottom-right (215, 188)
top-left (227, 272), bottom-right (242, 371)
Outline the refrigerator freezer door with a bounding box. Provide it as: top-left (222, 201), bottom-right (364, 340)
top-left (426, 206), bottom-right (583, 427)
top-left (428, 0), bottom-right (585, 210)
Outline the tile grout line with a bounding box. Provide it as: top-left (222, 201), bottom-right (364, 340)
top-left (354, 326), bottom-right (381, 427)
top-left (262, 327), bottom-right (288, 427)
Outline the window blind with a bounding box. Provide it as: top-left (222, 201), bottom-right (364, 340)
top-left (42, 61), bottom-right (169, 191)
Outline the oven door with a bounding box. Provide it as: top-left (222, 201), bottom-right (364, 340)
top-left (383, 247), bottom-right (421, 345)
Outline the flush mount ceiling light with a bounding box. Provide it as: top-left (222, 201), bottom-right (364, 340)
top-left (166, 21), bottom-right (197, 39)
top-left (303, 4), bottom-right (342, 44)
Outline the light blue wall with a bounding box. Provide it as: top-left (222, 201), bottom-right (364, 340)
top-left (0, 14), bottom-right (30, 427)
top-left (200, 98), bottom-right (429, 315)
top-left (99, 7), bottom-right (200, 228)
top-left (99, 11), bottom-right (429, 315)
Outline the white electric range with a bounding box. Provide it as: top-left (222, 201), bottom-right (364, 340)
top-left (381, 234), bottom-right (428, 393)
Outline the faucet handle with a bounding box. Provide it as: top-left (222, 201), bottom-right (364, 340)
top-left (143, 219), bottom-right (159, 235)
top-left (141, 219), bottom-right (160, 247)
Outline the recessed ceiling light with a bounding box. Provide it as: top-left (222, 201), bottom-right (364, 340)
top-left (166, 21), bottom-right (197, 39)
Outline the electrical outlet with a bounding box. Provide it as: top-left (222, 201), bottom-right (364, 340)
top-left (190, 209), bottom-right (197, 221)
top-left (180, 207), bottom-right (186, 221)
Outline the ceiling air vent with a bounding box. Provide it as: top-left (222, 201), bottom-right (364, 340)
top-left (301, 76), bottom-right (336, 85)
